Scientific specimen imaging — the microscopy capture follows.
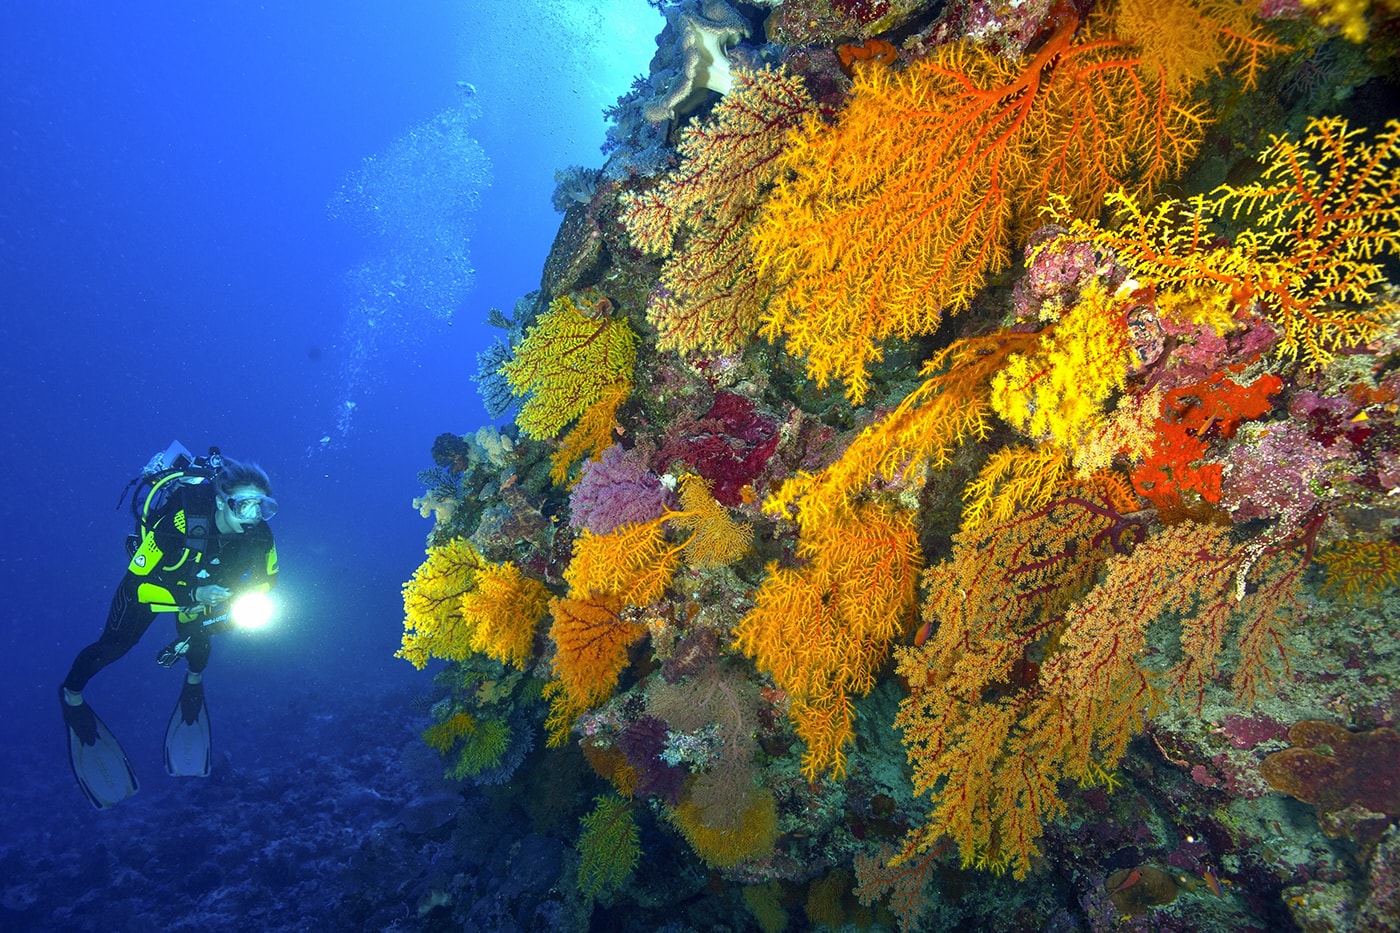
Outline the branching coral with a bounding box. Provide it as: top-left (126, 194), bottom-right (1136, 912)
top-left (576, 794), bottom-right (642, 900)
top-left (750, 8), bottom-right (1229, 403)
top-left (1061, 118), bottom-right (1400, 368)
top-left (397, 539), bottom-right (489, 669)
top-left (397, 539), bottom-right (549, 672)
top-left (736, 501), bottom-right (921, 779)
top-left (500, 292), bottom-right (638, 441)
top-left (569, 444), bottom-right (674, 535)
top-left (620, 67), bottom-right (817, 355)
top-left (895, 492), bottom-right (1309, 877)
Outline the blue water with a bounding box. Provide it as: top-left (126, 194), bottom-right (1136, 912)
top-left (0, 2), bottom-right (656, 928)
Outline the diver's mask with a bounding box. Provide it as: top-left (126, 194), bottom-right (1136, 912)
top-left (226, 493), bottom-right (278, 523)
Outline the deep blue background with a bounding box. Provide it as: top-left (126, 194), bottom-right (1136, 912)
top-left (0, 0), bottom-right (656, 790)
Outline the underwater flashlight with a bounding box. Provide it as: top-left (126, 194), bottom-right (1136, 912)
top-left (230, 591), bottom-right (275, 630)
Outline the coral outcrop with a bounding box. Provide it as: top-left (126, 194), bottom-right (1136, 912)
top-left (395, 2), bottom-right (1400, 928)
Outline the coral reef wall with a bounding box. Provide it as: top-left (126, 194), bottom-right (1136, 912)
top-left (398, 0), bottom-right (1400, 929)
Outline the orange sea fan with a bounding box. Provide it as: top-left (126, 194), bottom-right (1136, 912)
top-left (751, 13), bottom-right (1208, 403)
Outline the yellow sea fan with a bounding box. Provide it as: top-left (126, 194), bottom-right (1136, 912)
top-left (671, 788), bottom-right (779, 868)
top-left (673, 475), bottom-right (753, 569)
top-left (1318, 540), bottom-right (1400, 604)
top-left (550, 381), bottom-right (631, 486)
top-left (396, 539), bottom-right (487, 669)
top-left (1062, 118), bottom-right (1400, 368)
top-left (500, 294), bottom-right (637, 440)
top-left (423, 712), bottom-right (475, 753)
top-left (461, 561), bottom-right (550, 669)
top-left (565, 517), bottom-right (680, 608)
top-left (961, 446), bottom-right (1070, 536)
top-left (1112, 0), bottom-right (1283, 93)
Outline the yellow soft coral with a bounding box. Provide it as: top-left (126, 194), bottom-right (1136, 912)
top-left (735, 501), bottom-right (922, 780)
top-left (397, 539), bottom-right (488, 669)
top-left (397, 540), bottom-right (548, 672)
top-left (460, 561), bottom-right (550, 669)
top-left (750, 14), bottom-right (1212, 403)
top-left (989, 279), bottom-right (1136, 451)
top-left (618, 67), bottom-right (816, 355)
top-left (671, 788), bottom-right (780, 868)
top-left (1061, 118), bottom-right (1400, 366)
top-left (1299, 0), bottom-right (1400, 41)
top-left (500, 293), bottom-right (637, 440)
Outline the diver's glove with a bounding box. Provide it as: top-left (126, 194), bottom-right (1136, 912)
top-left (156, 636), bottom-right (193, 668)
top-left (194, 585), bottom-right (230, 608)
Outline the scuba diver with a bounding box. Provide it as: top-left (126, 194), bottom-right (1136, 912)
top-left (59, 444), bottom-right (279, 808)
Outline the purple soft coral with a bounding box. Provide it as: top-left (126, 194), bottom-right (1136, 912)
top-left (568, 444), bottom-right (674, 535)
top-left (616, 715), bottom-right (688, 805)
top-left (1220, 420), bottom-right (1348, 526)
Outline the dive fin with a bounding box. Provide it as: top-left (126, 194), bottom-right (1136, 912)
top-left (61, 688), bottom-right (139, 809)
top-left (164, 679), bottom-right (212, 777)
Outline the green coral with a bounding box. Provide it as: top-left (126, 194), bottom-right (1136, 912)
top-left (576, 794), bottom-right (640, 900)
top-left (446, 716), bottom-right (511, 780)
top-left (422, 655), bottom-right (541, 783)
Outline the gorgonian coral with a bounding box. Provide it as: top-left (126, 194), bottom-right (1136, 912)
top-left (569, 444), bottom-right (674, 535)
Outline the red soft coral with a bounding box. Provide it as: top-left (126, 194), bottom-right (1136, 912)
top-left (656, 391), bottom-right (780, 506)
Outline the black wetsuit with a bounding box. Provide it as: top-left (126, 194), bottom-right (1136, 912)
top-left (62, 483), bottom-right (278, 692)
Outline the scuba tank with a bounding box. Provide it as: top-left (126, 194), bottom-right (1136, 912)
top-left (118, 442), bottom-right (224, 556)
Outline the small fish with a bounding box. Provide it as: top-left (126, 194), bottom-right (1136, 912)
top-left (913, 617), bottom-right (934, 646)
top-left (1105, 867), bottom-right (1143, 896)
top-left (1202, 868), bottom-right (1224, 898)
